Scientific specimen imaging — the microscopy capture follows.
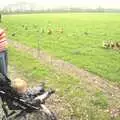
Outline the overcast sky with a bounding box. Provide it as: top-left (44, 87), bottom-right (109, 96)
top-left (0, 0), bottom-right (120, 9)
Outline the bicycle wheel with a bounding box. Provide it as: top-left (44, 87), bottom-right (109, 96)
top-left (2, 115), bottom-right (7, 120)
top-left (2, 116), bottom-right (26, 120)
top-left (2, 105), bottom-right (57, 120)
top-left (2, 111), bottom-right (28, 120)
top-left (2, 110), bottom-right (57, 120)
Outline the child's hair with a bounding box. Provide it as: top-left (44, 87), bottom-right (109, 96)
top-left (11, 78), bottom-right (28, 94)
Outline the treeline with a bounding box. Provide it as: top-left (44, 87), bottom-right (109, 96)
top-left (1, 8), bottom-right (120, 14)
top-left (1, 1), bottom-right (120, 14)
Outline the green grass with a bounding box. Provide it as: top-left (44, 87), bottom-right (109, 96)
top-left (1, 13), bottom-right (120, 82)
top-left (8, 46), bottom-right (113, 120)
top-left (91, 91), bottom-right (108, 109)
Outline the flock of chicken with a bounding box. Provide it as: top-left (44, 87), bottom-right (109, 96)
top-left (103, 41), bottom-right (120, 50)
top-left (11, 24), bottom-right (64, 37)
top-left (23, 24), bottom-right (63, 34)
top-left (11, 24), bottom-right (64, 36)
top-left (11, 24), bottom-right (120, 52)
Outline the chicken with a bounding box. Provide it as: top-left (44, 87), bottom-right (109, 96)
top-left (103, 41), bottom-right (110, 48)
top-left (11, 32), bottom-right (16, 37)
top-left (116, 42), bottom-right (120, 49)
top-left (47, 29), bottom-right (52, 35)
top-left (110, 41), bottom-right (114, 48)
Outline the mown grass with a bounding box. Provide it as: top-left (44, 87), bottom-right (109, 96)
top-left (1, 13), bottom-right (120, 82)
top-left (8, 46), bottom-right (114, 120)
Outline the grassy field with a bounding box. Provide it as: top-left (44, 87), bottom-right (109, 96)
top-left (1, 13), bottom-right (120, 82)
top-left (8, 46), bottom-right (113, 120)
top-left (0, 13), bottom-right (120, 119)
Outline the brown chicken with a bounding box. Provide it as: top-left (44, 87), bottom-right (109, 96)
top-left (47, 29), bottom-right (52, 35)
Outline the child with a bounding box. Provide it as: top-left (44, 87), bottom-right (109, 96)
top-left (11, 78), bottom-right (45, 103)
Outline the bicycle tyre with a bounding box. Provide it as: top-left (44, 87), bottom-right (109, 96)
top-left (2, 110), bottom-right (57, 120)
top-left (2, 112), bottom-right (27, 120)
top-left (2, 115), bottom-right (7, 120)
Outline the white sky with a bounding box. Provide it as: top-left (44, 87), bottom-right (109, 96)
top-left (0, 0), bottom-right (120, 9)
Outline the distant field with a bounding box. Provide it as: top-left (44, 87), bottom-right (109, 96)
top-left (1, 13), bottom-right (120, 82)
